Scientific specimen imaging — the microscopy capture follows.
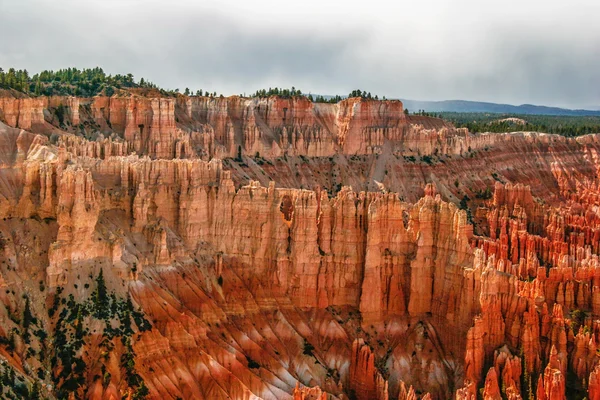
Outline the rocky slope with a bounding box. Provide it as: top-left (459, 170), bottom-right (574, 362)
top-left (0, 93), bottom-right (599, 399)
top-left (0, 91), bottom-right (457, 160)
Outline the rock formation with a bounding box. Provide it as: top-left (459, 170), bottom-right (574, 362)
top-left (0, 91), bottom-right (600, 399)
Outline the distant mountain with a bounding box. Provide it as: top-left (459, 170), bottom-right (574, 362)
top-left (399, 99), bottom-right (600, 116)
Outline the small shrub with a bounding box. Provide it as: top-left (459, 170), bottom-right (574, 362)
top-left (246, 356), bottom-right (260, 369)
top-left (303, 339), bottom-right (315, 357)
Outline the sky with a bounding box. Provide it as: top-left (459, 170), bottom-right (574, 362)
top-left (1, 0), bottom-right (599, 109)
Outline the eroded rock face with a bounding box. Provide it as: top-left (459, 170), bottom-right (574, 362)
top-left (0, 93), bottom-right (461, 160)
top-left (2, 93), bottom-right (600, 399)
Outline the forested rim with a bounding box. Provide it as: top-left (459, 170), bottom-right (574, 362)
top-left (0, 66), bottom-right (383, 102)
top-left (438, 111), bottom-right (600, 137)
top-left (2, 66), bottom-right (599, 137)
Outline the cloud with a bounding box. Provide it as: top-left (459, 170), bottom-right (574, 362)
top-left (1, 0), bottom-right (599, 108)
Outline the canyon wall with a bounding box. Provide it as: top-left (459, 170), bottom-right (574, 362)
top-left (0, 93), bottom-right (462, 160)
top-left (1, 93), bottom-right (600, 399)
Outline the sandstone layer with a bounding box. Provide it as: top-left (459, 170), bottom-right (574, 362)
top-left (0, 93), bottom-right (599, 400)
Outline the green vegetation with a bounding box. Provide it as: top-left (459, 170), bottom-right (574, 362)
top-left (347, 89), bottom-right (381, 100)
top-left (251, 88), bottom-right (383, 103)
top-left (246, 355), bottom-right (261, 369)
top-left (374, 349), bottom-right (392, 380)
top-left (252, 87), bottom-right (303, 98)
top-left (459, 195), bottom-right (474, 224)
top-left (570, 309), bottom-right (588, 334)
top-left (474, 187), bottom-right (493, 200)
top-left (22, 295), bottom-right (36, 343)
top-left (411, 109), bottom-right (438, 117)
top-left (312, 89), bottom-right (382, 103)
top-left (0, 67), bottom-right (160, 97)
top-left (0, 66), bottom-right (218, 98)
top-left (312, 94), bottom-right (343, 103)
top-left (1, 66), bottom-right (394, 106)
top-left (0, 363), bottom-right (39, 399)
top-left (302, 339), bottom-right (315, 357)
top-left (2, 68), bottom-right (597, 143)
top-left (439, 111), bottom-right (600, 137)
top-left (420, 155), bottom-right (434, 165)
top-left (121, 337), bottom-right (150, 399)
top-left (93, 268), bottom-right (109, 319)
top-left (519, 348), bottom-right (536, 400)
top-left (50, 271), bottom-right (151, 399)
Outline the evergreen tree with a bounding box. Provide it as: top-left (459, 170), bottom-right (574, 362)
top-left (30, 381), bottom-right (42, 400)
top-left (23, 297), bottom-right (33, 330)
top-left (94, 269), bottom-right (109, 319)
top-left (0, 67), bottom-right (162, 96)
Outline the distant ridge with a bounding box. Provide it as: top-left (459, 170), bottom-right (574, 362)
top-left (399, 99), bottom-right (600, 116)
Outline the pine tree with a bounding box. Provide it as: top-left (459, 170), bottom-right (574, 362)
top-left (1, 368), bottom-right (9, 386)
top-left (23, 297), bottom-right (33, 330)
top-left (34, 79), bottom-right (42, 96)
top-left (94, 269), bottom-right (109, 319)
top-left (30, 381), bottom-right (42, 400)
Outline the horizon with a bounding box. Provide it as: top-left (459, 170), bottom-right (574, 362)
top-left (2, 2), bottom-right (600, 399)
top-left (2, 65), bottom-right (599, 113)
top-left (1, 0), bottom-right (599, 109)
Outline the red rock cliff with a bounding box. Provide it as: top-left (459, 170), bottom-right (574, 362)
top-left (1, 92), bottom-right (600, 399)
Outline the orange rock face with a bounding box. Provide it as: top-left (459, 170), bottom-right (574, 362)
top-left (0, 92), bottom-right (460, 160)
top-left (2, 92), bottom-right (600, 399)
top-left (349, 339), bottom-right (388, 400)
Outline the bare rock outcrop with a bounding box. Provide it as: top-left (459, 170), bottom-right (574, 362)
top-left (2, 92), bottom-right (600, 399)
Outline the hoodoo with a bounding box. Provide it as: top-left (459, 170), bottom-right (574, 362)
top-left (0, 89), bottom-right (599, 399)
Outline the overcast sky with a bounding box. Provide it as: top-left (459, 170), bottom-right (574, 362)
top-left (1, 0), bottom-right (599, 108)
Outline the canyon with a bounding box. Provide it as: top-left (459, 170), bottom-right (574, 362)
top-left (0, 90), bottom-right (599, 399)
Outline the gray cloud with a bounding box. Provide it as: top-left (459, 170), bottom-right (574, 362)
top-left (1, 0), bottom-right (599, 108)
